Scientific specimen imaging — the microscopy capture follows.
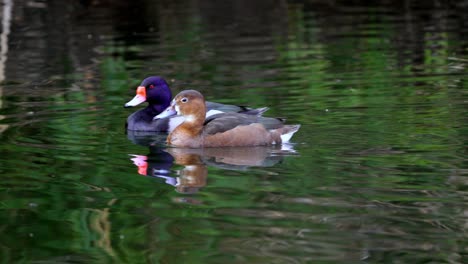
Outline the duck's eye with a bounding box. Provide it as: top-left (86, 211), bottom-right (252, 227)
top-left (181, 97), bottom-right (188, 103)
top-left (149, 84), bottom-right (155, 89)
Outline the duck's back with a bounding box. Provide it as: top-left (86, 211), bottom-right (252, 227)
top-left (202, 113), bottom-right (285, 135)
top-left (197, 113), bottom-right (292, 147)
top-left (203, 123), bottom-right (282, 147)
top-left (206, 102), bottom-right (267, 116)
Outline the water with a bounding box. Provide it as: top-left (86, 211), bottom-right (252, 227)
top-left (1, 1), bottom-right (467, 263)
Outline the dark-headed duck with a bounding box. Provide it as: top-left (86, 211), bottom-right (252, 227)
top-left (124, 76), bottom-right (267, 132)
top-left (155, 90), bottom-right (300, 148)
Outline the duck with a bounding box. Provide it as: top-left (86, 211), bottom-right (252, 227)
top-left (154, 90), bottom-right (300, 148)
top-left (124, 76), bottom-right (267, 132)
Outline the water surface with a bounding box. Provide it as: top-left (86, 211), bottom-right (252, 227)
top-left (1, 1), bottom-right (467, 263)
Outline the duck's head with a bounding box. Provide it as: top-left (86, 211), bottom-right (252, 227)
top-left (154, 90), bottom-right (206, 121)
top-left (124, 76), bottom-right (172, 110)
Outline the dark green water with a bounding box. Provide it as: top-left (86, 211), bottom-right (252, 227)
top-left (1, 1), bottom-right (467, 263)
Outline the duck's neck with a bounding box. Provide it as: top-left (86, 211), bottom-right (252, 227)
top-left (168, 109), bottom-right (206, 147)
top-left (178, 110), bottom-right (205, 136)
top-left (146, 102), bottom-right (169, 116)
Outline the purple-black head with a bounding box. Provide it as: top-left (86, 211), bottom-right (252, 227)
top-left (124, 76), bottom-right (173, 111)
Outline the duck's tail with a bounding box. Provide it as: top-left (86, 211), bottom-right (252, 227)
top-left (279, 124), bottom-right (301, 143)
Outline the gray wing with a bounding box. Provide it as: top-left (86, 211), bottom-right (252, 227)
top-left (203, 113), bottom-right (285, 135)
top-left (206, 101), bottom-right (268, 116)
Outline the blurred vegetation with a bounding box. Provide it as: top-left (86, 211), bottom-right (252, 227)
top-left (0, 0), bottom-right (467, 263)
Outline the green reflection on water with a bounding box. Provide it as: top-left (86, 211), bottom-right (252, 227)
top-left (1, 1), bottom-right (467, 263)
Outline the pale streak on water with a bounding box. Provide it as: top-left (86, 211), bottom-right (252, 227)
top-left (0, 0), bottom-right (13, 133)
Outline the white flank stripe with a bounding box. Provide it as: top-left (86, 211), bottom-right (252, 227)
top-left (206, 109), bottom-right (223, 117)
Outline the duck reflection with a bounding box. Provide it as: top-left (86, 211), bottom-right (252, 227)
top-left (129, 145), bottom-right (297, 197)
top-left (129, 147), bottom-right (175, 184)
top-left (129, 147), bottom-right (207, 195)
top-left (126, 131), bottom-right (168, 147)
top-left (166, 149), bottom-right (207, 195)
top-left (167, 147), bottom-right (290, 171)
